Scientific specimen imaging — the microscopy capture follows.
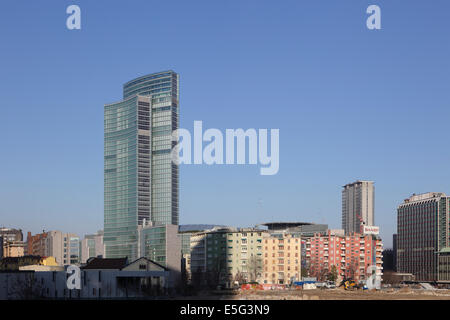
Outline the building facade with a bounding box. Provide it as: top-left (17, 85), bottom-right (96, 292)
top-left (46, 231), bottom-right (80, 265)
top-left (342, 180), bottom-right (375, 235)
top-left (104, 71), bottom-right (179, 260)
top-left (438, 248), bottom-right (450, 282)
top-left (2, 241), bottom-right (25, 258)
top-left (0, 259), bottom-right (174, 300)
top-left (397, 192), bottom-right (450, 281)
top-left (0, 228), bottom-right (24, 258)
top-left (304, 230), bottom-right (383, 282)
top-left (262, 234), bottom-right (302, 284)
top-left (190, 227), bottom-right (265, 286)
top-left (178, 231), bottom-right (194, 284)
top-left (138, 223), bottom-right (181, 276)
top-left (26, 231), bottom-right (79, 265)
top-left (80, 231), bottom-right (104, 263)
top-left (26, 232), bottom-right (48, 257)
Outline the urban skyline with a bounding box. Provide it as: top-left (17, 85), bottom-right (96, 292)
top-left (2, 1), bottom-right (450, 251)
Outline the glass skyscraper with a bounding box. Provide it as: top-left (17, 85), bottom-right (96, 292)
top-left (104, 71), bottom-right (179, 260)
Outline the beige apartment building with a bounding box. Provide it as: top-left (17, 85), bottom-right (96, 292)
top-left (262, 234), bottom-right (302, 284)
top-left (3, 241), bottom-right (26, 258)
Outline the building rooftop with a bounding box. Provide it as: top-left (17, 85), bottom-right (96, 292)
top-left (342, 180), bottom-right (374, 188)
top-left (402, 192), bottom-right (447, 204)
top-left (82, 257), bottom-right (129, 270)
top-left (259, 222), bottom-right (314, 231)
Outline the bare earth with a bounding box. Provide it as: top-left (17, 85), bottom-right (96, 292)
top-left (230, 288), bottom-right (450, 300)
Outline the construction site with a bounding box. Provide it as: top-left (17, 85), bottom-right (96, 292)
top-left (183, 279), bottom-right (450, 300)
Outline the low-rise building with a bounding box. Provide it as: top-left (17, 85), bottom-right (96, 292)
top-left (0, 257), bottom-right (175, 299)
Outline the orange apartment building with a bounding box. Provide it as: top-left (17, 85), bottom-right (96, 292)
top-left (263, 234), bottom-right (302, 284)
top-left (305, 230), bottom-right (383, 282)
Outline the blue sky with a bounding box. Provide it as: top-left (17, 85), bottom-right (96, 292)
top-left (1, 1), bottom-right (449, 248)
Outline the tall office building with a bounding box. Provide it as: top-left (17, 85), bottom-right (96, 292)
top-left (397, 192), bottom-right (450, 281)
top-left (342, 180), bottom-right (375, 235)
top-left (104, 71), bottom-right (179, 260)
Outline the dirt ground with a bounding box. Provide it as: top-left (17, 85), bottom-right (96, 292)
top-left (230, 288), bottom-right (450, 300)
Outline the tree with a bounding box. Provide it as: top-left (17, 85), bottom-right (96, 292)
top-left (327, 265), bottom-right (338, 282)
top-left (301, 266), bottom-right (309, 279)
top-left (247, 255), bottom-right (262, 283)
top-left (8, 273), bottom-right (45, 300)
top-left (233, 270), bottom-right (246, 286)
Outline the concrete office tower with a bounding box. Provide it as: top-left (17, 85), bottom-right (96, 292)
top-left (46, 231), bottom-right (80, 265)
top-left (80, 231), bottom-right (104, 263)
top-left (104, 71), bottom-right (179, 260)
top-left (342, 181), bottom-right (375, 235)
top-left (397, 192), bottom-right (450, 281)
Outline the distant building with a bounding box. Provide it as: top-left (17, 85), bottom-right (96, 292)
top-left (177, 224), bottom-right (227, 284)
top-left (80, 231), bottom-right (104, 263)
top-left (19, 257), bottom-right (63, 272)
top-left (259, 222), bottom-right (328, 237)
top-left (382, 249), bottom-right (394, 271)
top-left (392, 234), bottom-right (397, 272)
top-left (2, 241), bottom-right (25, 258)
top-left (26, 231), bottom-right (48, 257)
top-left (0, 228), bottom-right (23, 243)
top-left (178, 231), bottom-right (194, 284)
top-left (262, 233), bottom-right (302, 284)
top-left (304, 230), bottom-right (383, 282)
top-left (26, 231), bottom-right (80, 265)
top-left (190, 227), bottom-right (266, 287)
top-left (397, 192), bottom-right (450, 281)
top-left (138, 223), bottom-right (181, 280)
top-left (0, 257), bottom-right (175, 299)
top-left (46, 231), bottom-right (80, 265)
top-left (342, 181), bottom-right (375, 235)
top-left (0, 228), bottom-right (25, 258)
top-left (438, 248), bottom-right (450, 282)
top-left (0, 255), bottom-right (48, 271)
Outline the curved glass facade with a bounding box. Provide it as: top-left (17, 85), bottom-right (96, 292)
top-left (104, 71), bottom-right (179, 260)
top-left (123, 70), bottom-right (179, 226)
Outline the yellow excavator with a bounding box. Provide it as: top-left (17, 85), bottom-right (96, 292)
top-left (339, 278), bottom-right (358, 290)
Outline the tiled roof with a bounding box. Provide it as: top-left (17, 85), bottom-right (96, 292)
top-left (82, 257), bottom-right (128, 270)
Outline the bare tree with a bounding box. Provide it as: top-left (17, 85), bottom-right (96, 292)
top-left (233, 270), bottom-right (246, 286)
top-left (8, 273), bottom-right (45, 300)
top-left (247, 255), bottom-right (262, 283)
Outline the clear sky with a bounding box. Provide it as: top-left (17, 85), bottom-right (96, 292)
top-left (1, 1), bottom-right (449, 248)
